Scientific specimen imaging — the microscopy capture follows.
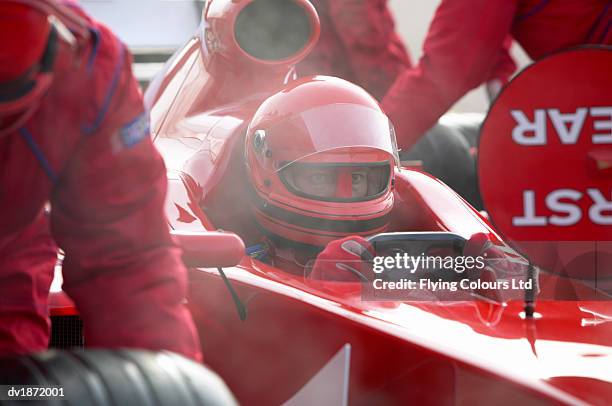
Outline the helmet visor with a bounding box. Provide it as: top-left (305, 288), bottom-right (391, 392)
top-left (254, 104), bottom-right (400, 171)
top-left (279, 161), bottom-right (391, 202)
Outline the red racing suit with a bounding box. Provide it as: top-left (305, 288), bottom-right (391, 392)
top-left (382, 0), bottom-right (612, 149)
top-left (0, 5), bottom-right (200, 360)
top-left (297, 0), bottom-right (412, 100)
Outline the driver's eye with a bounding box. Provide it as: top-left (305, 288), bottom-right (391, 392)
top-left (352, 173), bottom-right (366, 183)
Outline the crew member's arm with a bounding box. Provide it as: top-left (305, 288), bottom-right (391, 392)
top-left (381, 0), bottom-right (518, 149)
top-left (328, 0), bottom-right (412, 99)
top-left (49, 24), bottom-right (200, 360)
top-left (486, 36), bottom-right (518, 100)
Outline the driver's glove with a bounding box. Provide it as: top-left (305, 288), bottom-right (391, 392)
top-left (464, 233), bottom-right (531, 302)
top-left (310, 236), bottom-right (376, 282)
top-left (464, 233), bottom-right (528, 275)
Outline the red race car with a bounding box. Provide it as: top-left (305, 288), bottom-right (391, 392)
top-left (49, 0), bottom-right (611, 405)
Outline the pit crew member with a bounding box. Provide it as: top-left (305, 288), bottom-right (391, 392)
top-left (297, 0), bottom-right (412, 100)
top-left (0, 0), bottom-right (200, 360)
top-left (382, 0), bottom-right (612, 150)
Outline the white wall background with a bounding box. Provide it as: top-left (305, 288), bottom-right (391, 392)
top-left (80, 0), bottom-right (203, 49)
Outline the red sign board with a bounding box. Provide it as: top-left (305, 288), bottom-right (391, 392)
top-left (479, 47), bottom-right (612, 279)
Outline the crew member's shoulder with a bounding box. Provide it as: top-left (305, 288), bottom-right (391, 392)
top-left (63, 2), bottom-right (137, 133)
top-left (69, 2), bottom-right (128, 82)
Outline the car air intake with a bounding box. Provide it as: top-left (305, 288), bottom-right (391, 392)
top-left (234, 0), bottom-right (312, 61)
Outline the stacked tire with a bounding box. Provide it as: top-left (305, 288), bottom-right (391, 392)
top-left (0, 350), bottom-right (237, 406)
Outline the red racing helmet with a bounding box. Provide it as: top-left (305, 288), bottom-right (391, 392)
top-left (0, 0), bottom-right (89, 135)
top-left (245, 76), bottom-right (399, 248)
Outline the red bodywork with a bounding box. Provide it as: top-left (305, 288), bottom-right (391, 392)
top-left (51, 1), bottom-right (611, 404)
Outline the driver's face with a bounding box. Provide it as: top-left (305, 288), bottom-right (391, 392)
top-left (290, 166), bottom-right (368, 199)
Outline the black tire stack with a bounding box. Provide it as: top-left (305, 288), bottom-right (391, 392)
top-left (0, 350), bottom-right (237, 406)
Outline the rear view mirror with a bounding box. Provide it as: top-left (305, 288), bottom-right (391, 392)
top-left (171, 230), bottom-right (245, 268)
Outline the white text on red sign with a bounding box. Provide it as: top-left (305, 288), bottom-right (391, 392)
top-left (511, 107), bottom-right (612, 145)
top-left (513, 189), bottom-right (612, 227)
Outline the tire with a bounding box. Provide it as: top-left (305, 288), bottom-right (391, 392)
top-left (402, 123), bottom-right (483, 209)
top-left (0, 349), bottom-right (237, 406)
top-left (438, 112), bottom-right (485, 148)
